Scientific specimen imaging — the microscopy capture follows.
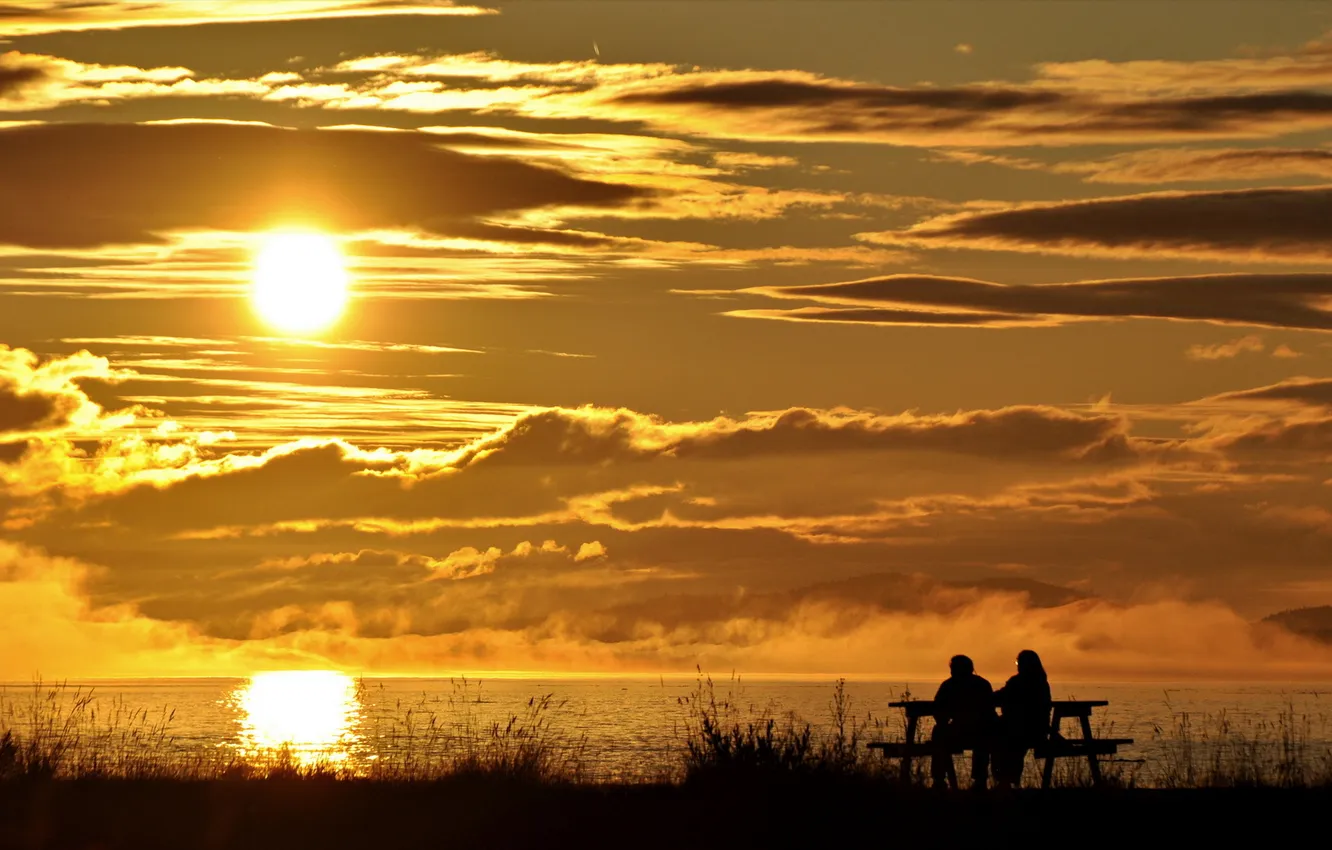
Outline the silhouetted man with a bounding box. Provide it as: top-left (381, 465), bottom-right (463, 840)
top-left (930, 654), bottom-right (996, 789)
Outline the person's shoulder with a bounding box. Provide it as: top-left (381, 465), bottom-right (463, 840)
top-left (972, 674), bottom-right (994, 690)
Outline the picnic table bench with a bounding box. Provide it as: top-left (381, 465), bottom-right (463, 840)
top-left (868, 699), bottom-right (1133, 788)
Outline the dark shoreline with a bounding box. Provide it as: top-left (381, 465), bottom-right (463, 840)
top-left (1, 778), bottom-right (1325, 849)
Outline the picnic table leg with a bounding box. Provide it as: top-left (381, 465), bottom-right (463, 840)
top-left (900, 715), bottom-right (917, 784)
top-left (1042, 711), bottom-right (1060, 789)
top-left (1079, 715), bottom-right (1102, 785)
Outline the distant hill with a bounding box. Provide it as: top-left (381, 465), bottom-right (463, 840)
top-left (1262, 606), bottom-right (1332, 644)
top-left (588, 571), bottom-right (1088, 639)
top-left (951, 577), bottom-right (1087, 609)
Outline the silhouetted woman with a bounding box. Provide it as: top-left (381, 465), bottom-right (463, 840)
top-left (993, 649), bottom-right (1052, 787)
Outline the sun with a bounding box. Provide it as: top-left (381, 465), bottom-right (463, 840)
top-left (234, 671), bottom-right (359, 765)
top-left (250, 230), bottom-right (350, 334)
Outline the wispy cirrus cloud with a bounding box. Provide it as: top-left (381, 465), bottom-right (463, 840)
top-left (1186, 335), bottom-right (1267, 361)
top-left (1205, 377), bottom-right (1332, 409)
top-left (330, 51), bottom-right (675, 87)
top-left (61, 335), bottom-right (479, 357)
top-left (18, 44), bottom-right (1332, 149)
top-left (0, 342), bottom-right (529, 516)
top-left (117, 374), bottom-right (529, 449)
top-left (1031, 38), bottom-right (1332, 94)
top-left (414, 125), bottom-right (869, 224)
top-left (935, 146), bottom-right (1332, 185)
top-left (1068, 147), bottom-right (1332, 184)
top-left (1185, 335), bottom-right (1303, 361)
top-left (0, 1), bottom-right (494, 36)
top-left (0, 232), bottom-right (593, 300)
top-left (724, 272), bottom-right (1332, 331)
top-left (0, 51), bottom-right (272, 111)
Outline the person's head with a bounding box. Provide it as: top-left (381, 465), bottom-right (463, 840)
top-left (949, 655), bottom-right (975, 677)
top-left (1016, 649), bottom-right (1046, 679)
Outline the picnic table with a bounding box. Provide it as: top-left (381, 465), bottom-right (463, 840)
top-left (868, 699), bottom-right (1133, 788)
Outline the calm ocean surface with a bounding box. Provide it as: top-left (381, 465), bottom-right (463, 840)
top-left (3, 676), bottom-right (1330, 782)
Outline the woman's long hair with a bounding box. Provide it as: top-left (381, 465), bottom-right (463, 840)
top-left (1016, 649), bottom-right (1047, 680)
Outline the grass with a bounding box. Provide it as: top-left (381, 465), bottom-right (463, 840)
top-left (0, 681), bottom-right (180, 779)
top-left (354, 679), bottom-right (586, 782)
top-left (2, 674), bottom-right (1331, 790)
top-left (1148, 696), bottom-right (1332, 788)
top-left (675, 672), bottom-right (885, 783)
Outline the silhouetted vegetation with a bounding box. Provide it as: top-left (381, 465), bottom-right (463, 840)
top-left (3, 676), bottom-right (1332, 847)
top-left (2, 675), bottom-right (1330, 790)
top-left (355, 679), bottom-right (586, 782)
top-left (676, 673), bottom-right (875, 782)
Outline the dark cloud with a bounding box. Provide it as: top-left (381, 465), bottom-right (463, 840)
top-left (135, 542), bottom-right (593, 640)
top-left (867, 186), bottom-right (1332, 262)
top-left (455, 404), bottom-right (1131, 468)
top-left (731, 273), bottom-right (1332, 331)
top-left (1090, 90), bottom-right (1332, 133)
top-left (0, 122), bottom-right (650, 249)
top-left (0, 389), bottom-right (63, 435)
top-left (77, 439), bottom-right (570, 533)
top-left (565, 72), bottom-right (1332, 145)
top-left (1221, 418), bottom-right (1332, 456)
top-left (729, 306), bottom-right (1041, 327)
top-left (31, 400), bottom-right (1137, 545)
top-left (0, 52), bottom-right (49, 98)
top-left (1201, 379), bottom-right (1332, 458)
top-left (678, 407), bottom-right (1128, 461)
top-left (611, 79), bottom-right (1064, 112)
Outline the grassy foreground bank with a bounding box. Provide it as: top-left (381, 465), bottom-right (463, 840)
top-left (2, 675), bottom-right (1330, 848)
top-left (1, 778), bottom-right (1327, 849)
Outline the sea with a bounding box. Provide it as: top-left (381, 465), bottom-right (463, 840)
top-left (3, 675), bottom-right (1330, 783)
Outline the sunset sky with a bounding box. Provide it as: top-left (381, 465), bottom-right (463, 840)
top-left (2, 0), bottom-right (1332, 681)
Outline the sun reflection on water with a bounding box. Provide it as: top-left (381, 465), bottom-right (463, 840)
top-left (233, 671), bottom-right (361, 765)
